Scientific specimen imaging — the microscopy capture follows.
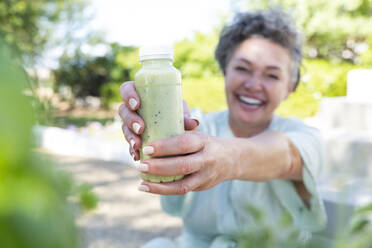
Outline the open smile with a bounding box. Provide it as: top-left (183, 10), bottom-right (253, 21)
top-left (236, 95), bottom-right (266, 110)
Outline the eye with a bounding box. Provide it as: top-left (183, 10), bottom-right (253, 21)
top-left (268, 74), bottom-right (279, 80)
top-left (235, 66), bottom-right (252, 73)
top-left (235, 66), bottom-right (247, 71)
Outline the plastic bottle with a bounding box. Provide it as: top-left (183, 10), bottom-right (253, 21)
top-left (135, 45), bottom-right (184, 183)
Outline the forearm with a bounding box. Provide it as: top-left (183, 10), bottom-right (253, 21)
top-left (232, 130), bottom-right (303, 182)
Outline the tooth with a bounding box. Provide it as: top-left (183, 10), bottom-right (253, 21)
top-left (239, 96), bottom-right (262, 105)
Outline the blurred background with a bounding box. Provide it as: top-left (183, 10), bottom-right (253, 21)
top-left (1, 0), bottom-right (372, 247)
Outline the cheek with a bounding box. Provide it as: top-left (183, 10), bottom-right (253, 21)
top-left (225, 72), bottom-right (244, 91)
top-left (224, 74), bottom-right (236, 95)
top-left (268, 84), bottom-right (290, 104)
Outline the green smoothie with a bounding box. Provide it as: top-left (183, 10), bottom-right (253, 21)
top-left (135, 55), bottom-right (184, 183)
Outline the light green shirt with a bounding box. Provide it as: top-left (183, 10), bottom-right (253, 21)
top-left (144, 109), bottom-right (327, 248)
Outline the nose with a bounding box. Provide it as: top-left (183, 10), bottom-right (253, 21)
top-left (243, 73), bottom-right (263, 91)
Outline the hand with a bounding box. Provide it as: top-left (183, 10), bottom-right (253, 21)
top-left (118, 81), bottom-right (199, 160)
top-left (135, 132), bottom-right (238, 195)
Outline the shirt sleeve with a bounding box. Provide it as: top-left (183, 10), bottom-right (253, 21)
top-left (269, 117), bottom-right (327, 232)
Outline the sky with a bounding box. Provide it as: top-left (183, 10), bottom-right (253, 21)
top-left (88, 0), bottom-right (232, 47)
top-left (42, 0), bottom-right (243, 69)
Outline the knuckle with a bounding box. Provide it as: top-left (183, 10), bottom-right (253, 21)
top-left (180, 159), bottom-right (193, 175)
top-left (178, 182), bottom-right (189, 195)
top-left (120, 81), bottom-right (134, 100)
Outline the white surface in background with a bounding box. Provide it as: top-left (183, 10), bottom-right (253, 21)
top-left (34, 125), bottom-right (134, 166)
top-left (347, 69), bottom-right (372, 102)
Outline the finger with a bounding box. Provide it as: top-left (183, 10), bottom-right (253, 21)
top-left (139, 152), bottom-right (204, 176)
top-left (143, 132), bottom-right (204, 157)
top-left (184, 117), bottom-right (199, 131)
top-left (122, 124), bottom-right (142, 152)
top-left (120, 81), bottom-right (140, 110)
top-left (138, 173), bottom-right (202, 195)
top-left (129, 146), bottom-right (138, 161)
top-left (123, 125), bottom-right (141, 161)
top-left (129, 145), bottom-right (140, 161)
top-left (182, 100), bottom-right (199, 130)
top-left (118, 103), bottom-right (145, 135)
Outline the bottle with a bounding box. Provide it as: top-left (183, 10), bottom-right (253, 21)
top-left (134, 45), bottom-right (184, 183)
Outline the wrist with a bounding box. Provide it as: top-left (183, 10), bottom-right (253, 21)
top-left (228, 138), bottom-right (251, 181)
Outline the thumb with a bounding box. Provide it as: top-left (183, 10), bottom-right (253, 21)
top-left (183, 100), bottom-right (199, 130)
top-left (184, 117), bottom-right (199, 131)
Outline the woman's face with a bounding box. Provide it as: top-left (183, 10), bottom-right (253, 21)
top-left (224, 37), bottom-right (293, 131)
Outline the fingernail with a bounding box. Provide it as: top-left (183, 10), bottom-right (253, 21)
top-left (192, 118), bottom-right (200, 126)
top-left (138, 184), bottom-right (150, 192)
top-left (143, 146), bottom-right (154, 155)
top-left (135, 163), bottom-right (149, 172)
top-left (130, 139), bottom-right (135, 149)
top-left (129, 98), bottom-right (138, 109)
top-left (132, 122), bottom-right (141, 134)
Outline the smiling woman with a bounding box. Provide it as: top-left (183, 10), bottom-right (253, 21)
top-left (119, 8), bottom-right (327, 248)
top-left (224, 37), bottom-right (294, 137)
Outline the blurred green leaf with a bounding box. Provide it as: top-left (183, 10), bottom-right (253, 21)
top-left (77, 184), bottom-right (99, 211)
top-left (0, 38), bottom-right (97, 248)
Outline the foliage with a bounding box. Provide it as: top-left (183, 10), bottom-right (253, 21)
top-left (240, 0), bottom-right (372, 62)
top-left (94, 57), bottom-right (356, 118)
top-left (359, 36), bottom-right (372, 66)
top-left (333, 203), bottom-right (372, 248)
top-left (100, 82), bottom-right (122, 109)
top-left (235, 205), bottom-right (334, 248)
top-left (180, 58), bottom-right (354, 118)
top-left (236, 205), bottom-right (309, 248)
top-left (0, 0), bottom-right (94, 128)
top-left (0, 41), bottom-right (97, 248)
top-left (54, 51), bottom-right (112, 97)
top-left (51, 0), bottom-right (372, 118)
top-left (174, 31), bottom-right (221, 79)
top-left (53, 43), bottom-right (139, 104)
top-left (277, 59), bottom-right (355, 118)
top-left (0, 0), bottom-right (88, 64)
top-left (182, 77), bottom-right (226, 113)
top-left (110, 43), bottom-right (140, 82)
top-left (237, 203), bottom-right (372, 248)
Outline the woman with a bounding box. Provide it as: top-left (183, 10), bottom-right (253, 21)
top-left (119, 8), bottom-right (326, 248)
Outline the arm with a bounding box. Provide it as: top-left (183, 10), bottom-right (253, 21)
top-left (232, 130), bottom-right (311, 203)
top-left (137, 130), bottom-right (310, 201)
top-left (232, 130), bottom-right (302, 182)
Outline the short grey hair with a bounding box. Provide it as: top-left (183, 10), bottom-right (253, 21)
top-left (215, 8), bottom-right (302, 88)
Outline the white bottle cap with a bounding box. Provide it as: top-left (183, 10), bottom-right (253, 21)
top-left (139, 45), bottom-right (174, 62)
